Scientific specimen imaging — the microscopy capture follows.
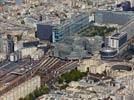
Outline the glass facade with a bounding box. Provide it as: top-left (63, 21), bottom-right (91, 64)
top-left (101, 51), bottom-right (117, 57)
top-left (0, 33), bottom-right (3, 52)
top-left (53, 36), bottom-right (102, 60)
top-left (7, 39), bottom-right (14, 53)
top-left (36, 24), bottom-right (53, 42)
top-left (100, 49), bottom-right (118, 58)
top-left (119, 34), bottom-right (127, 48)
top-left (7, 35), bottom-right (14, 54)
top-left (95, 10), bottom-right (134, 25)
top-left (52, 12), bottom-right (90, 42)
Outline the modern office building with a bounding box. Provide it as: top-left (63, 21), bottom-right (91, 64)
top-left (53, 36), bottom-right (102, 60)
top-left (100, 32), bottom-right (128, 59)
top-left (100, 16), bottom-right (134, 60)
top-left (7, 35), bottom-right (14, 54)
top-left (122, 1), bottom-right (132, 11)
top-left (52, 13), bottom-right (90, 42)
top-left (36, 12), bottom-right (91, 42)
top-left (100, 47), bottom-right (118, 59)
top-left (95, 10), bottom-right (134, 25)
top-left (117, 1), bottom-right (132, 11)
top-left (0, 33), bottom-right (3, 52)
top-left (36, 24), bottom-right (53, 42)
top-left (108, 32), bottom-right (127, 49)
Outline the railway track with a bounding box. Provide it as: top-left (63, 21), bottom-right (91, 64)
top-left (32, 56), bottom-right (79, 83)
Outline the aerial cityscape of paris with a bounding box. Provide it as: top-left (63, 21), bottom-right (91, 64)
top-left (0, 0), bottom-right (134, 100)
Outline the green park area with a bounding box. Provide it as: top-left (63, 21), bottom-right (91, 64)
top-left (80, 26), bottom-right (116, 37)
top-left (19, 69), bottom-right (88, 100)
top-left (55, 69), bottom-right (87, 89)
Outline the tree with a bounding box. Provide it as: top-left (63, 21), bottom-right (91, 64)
top-left (21, 20), bottom-right (25, 24)
top-left (33, 88), bottom-right (42, 97)
top-left (19, 98), bottom-right (24, 100)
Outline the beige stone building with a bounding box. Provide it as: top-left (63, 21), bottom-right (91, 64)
top-left (78, 58), bottom-right (109, 74)
top-left (0, 76), bottom-right (41, 100)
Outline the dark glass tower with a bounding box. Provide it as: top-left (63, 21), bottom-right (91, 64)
top-left (7, 35), bottom-right (14, 54)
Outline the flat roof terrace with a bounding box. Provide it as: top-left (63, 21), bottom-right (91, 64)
top-left (111, 32), bottom-right (127, 39)
top-left (112, 33), bottom-right (120, 37)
